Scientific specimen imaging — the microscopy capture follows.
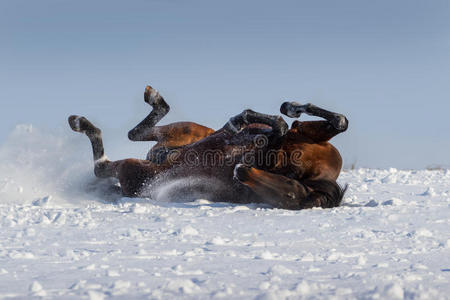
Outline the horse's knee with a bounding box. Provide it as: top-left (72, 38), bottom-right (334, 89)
top-left (236, 109), bottom-right (253, 124)
top-left (242, 109), bottom-right (254, 117)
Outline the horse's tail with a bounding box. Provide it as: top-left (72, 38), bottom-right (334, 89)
top-left (301, 179), bottom-right (348, 209)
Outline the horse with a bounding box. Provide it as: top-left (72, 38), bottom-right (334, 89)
top-left (68, 85), bottom-right (348, 210)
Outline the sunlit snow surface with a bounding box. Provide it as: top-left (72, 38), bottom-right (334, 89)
top-left (0, 126), bottom-right (449, 299)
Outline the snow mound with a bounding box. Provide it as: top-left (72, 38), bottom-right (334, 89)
top-left (0, 125), bottom-right (120, 207)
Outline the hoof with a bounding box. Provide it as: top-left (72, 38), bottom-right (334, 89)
top-left (330, 115), bottom-right (348, 131)
top-left (233, 164), bottom-right (251, 182)
top-left (144, 85), bottom-right (160, 106)
top-left (68, 115), bottom-right (99, 134)
top-left (280, 102), bottom-right (302, 118)
top-left (68, 115), bottom-right (84, 132)
top-left (280, 102), bottom-right (290, 115)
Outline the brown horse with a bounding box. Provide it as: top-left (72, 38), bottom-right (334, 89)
top-left (69, 85), bottom-right (348, 210)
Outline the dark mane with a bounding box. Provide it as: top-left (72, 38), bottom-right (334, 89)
top-left (303, 179), bottom-right (348, 208)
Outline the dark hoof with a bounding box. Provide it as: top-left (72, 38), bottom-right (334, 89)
top-left (280, 102), bottom-right (290, 115)
top-left (233, 164), bottom-right (251, 182)
top-left (68, 115), bottom-right (84, 132)
top-left (144, 85), bottom-right (159, 106)
top-left (280, 102), bottom-right (302, 118)
top-left (330, 115), bottom-right (348, 131)
top-left (68, 115), bottom-right (99, 134)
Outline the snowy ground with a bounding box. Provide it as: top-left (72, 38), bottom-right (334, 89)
top-left (1, 126), bottom-right (449, 299)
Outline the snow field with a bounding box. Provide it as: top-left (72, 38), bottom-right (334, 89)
top-left (0, 126), bottom-right (449, 299)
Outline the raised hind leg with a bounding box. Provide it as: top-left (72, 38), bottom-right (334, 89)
top-left (68, 115), bottom-right (161, 196)
top-left (68, 115), bottom-right (143, 181)
top-left (280, 102), bottom-right (348, 132)
top-left (68, 115), bottom-right (113, 178)
top-left (291, 120), bottom-right (346, 143)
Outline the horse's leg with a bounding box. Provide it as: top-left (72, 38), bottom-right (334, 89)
top-left (223, 109), bottom-right (289, 137)
top-left (128, 85), bottom-right (215, 163)
top-left (127, 85), bottom-right (171, 141)
top-left (69, 115), bottom-right (161, 196)
top-left (68, 115), bottom-right (141, 179)
top-left (234, 164), bottom-right (346, 209)
top-left (280, 102), bottom-right (348, 131)
top-left (291, 120), bottom-right (345, 143)
top-left (68, 115), bottom-right (115, 178)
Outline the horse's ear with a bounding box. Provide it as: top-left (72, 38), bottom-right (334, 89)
top-left (291, 120), bottom-right (301, 129)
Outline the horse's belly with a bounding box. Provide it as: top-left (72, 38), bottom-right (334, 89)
top-left (140, 172), bottom-right (248, 203)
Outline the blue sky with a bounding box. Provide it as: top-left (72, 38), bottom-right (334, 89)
top-left (1, 0), bottom-right (449, 169)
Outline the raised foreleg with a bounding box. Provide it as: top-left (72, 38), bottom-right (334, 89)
top-left (223, 109), bottom-right (289, 137)
top-left (291, 120), bottom-right (346, 143)
top-left (128, 85), bottom-right (215, 163)
top-left (127, 85), bottom-right (171, 141)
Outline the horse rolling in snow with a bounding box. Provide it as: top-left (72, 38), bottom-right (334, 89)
top-left (69, 85), bottom-right (348, 210)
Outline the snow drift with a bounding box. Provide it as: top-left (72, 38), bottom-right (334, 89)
top-left (0, 125), bottom-right (99, 206)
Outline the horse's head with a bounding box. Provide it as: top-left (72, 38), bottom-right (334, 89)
top-left (234, 164), bottom-right (309, 210)
top-left (234, 164), bottom-right (347, 209)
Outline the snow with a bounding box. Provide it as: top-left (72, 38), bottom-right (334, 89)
top-left (0, 126), bottom-right (449, 299)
